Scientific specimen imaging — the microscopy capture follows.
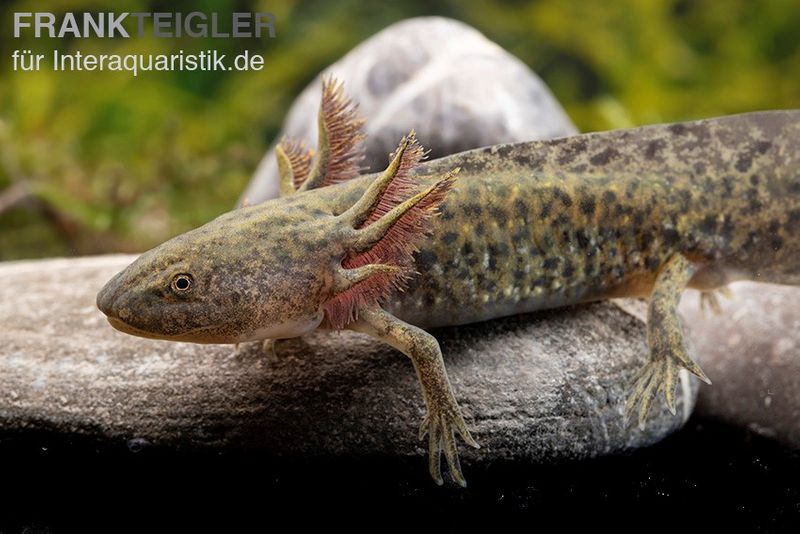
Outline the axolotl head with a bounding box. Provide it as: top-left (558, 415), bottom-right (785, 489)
top-left (96, 202), bottom-right (343, 343)
top-left (96, 138), bottom-right (455, 344)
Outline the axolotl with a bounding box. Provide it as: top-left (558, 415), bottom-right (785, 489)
top-left (97, 80), bottom-right (800, 486)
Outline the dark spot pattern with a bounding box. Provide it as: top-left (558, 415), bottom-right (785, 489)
top-left (514, 199), bottom-right (529, 219)
top-left (590, 148), bottom-right (620, 166)
top-left (575, 230), bottom-right (590, 250)
top-left (580, 197), bottom-right (596, 216)
top-left (700, 215), bottom-right (717, 234)
top-left (553, 188), bottom-right (573, 207)
top-left (644, 139), bottom-right (665, 160)
top-left (463, 203), bottom-right (482, 217)
top-left (489, 207), bottom-right (508, 225)
top-left (542, 258), bottom-right (559, 270)
top-left (669, 124), bottom-right (687, 135)
top-left (442, 232), bottom-right (458, 245)
top-left (735, 154), bottom-right (752, 172)
top-left (415, 250), bottom-right (438, 270)
top-left (556, 139), bottom-right (588, 165)
top-left (645, 256), bottom-right (660, 270)
top-left (380, 110), bottom-right (799, 329)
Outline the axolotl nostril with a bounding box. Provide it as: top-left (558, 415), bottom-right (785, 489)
top-left (98, 78), bottom-right (800, 486)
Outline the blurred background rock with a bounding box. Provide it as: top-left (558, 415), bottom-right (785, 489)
top-left (1, 0), bottom-right (799, 260)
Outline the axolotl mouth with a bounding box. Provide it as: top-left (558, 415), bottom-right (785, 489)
top-left (104, 316), bottom-right (229, 343)
top-left (101, 300), bottom-right (325, 344)
top-left (105, 316), bottom-right (161, 339)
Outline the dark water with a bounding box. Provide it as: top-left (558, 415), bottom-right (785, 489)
top-left (1, 416), bottom-right (798, 532)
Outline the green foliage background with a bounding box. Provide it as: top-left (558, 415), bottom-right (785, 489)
top-left (1, 0), bottom-right (798, 259)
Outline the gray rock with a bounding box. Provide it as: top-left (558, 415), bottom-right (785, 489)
top-left (241, 16), bottom-right (577, 205)
top-left (0, 256), bottom-right (697, 466)
top-left (681, 283), bottom-right (800, 446)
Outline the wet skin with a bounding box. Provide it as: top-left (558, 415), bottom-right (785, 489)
top-left (98, 100), bottom-right (800, 486)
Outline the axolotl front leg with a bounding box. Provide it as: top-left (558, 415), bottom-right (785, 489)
top-left (350, 307), bottom-right (478, 486)
top-left (275, 78), bottom-right (483, 484)
top-left (277, 88), bottom-right (475, 485)
top-left (320, 135), bottom-right (474, 486)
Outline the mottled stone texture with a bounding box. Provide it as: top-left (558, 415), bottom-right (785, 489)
top-left (681, 283), bottom-right (800, 447)
top-left (0, 256), bottom-right (696, 462)
top-left (241, 16), bottom-right (577, 205)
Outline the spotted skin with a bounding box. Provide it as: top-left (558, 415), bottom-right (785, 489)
top-left (98, 109), bottom-right (800, 487)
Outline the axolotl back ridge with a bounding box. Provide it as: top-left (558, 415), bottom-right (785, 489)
top-left (97, 80), bottom-right (800, 486)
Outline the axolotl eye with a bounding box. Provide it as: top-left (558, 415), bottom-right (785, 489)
top-left (170, 273), bottom-right (194, 293)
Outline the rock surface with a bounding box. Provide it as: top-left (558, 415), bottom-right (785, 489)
top-left (0, 256), bottom-right (697, 464)
top-left (241, 16), bottom-right (577, 204)
top-left (681, 283), bottom-right (800, 447)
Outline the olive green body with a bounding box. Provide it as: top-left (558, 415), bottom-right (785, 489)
top-left (98, 110), bottom-right (799, 342)
top-left (320, 110), bottom-right (800, 328)
top-left (96, 109), bottom-right (800, 487)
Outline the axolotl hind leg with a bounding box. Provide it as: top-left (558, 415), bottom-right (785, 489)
top-left (625, 253), bottom-right (712, 429)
